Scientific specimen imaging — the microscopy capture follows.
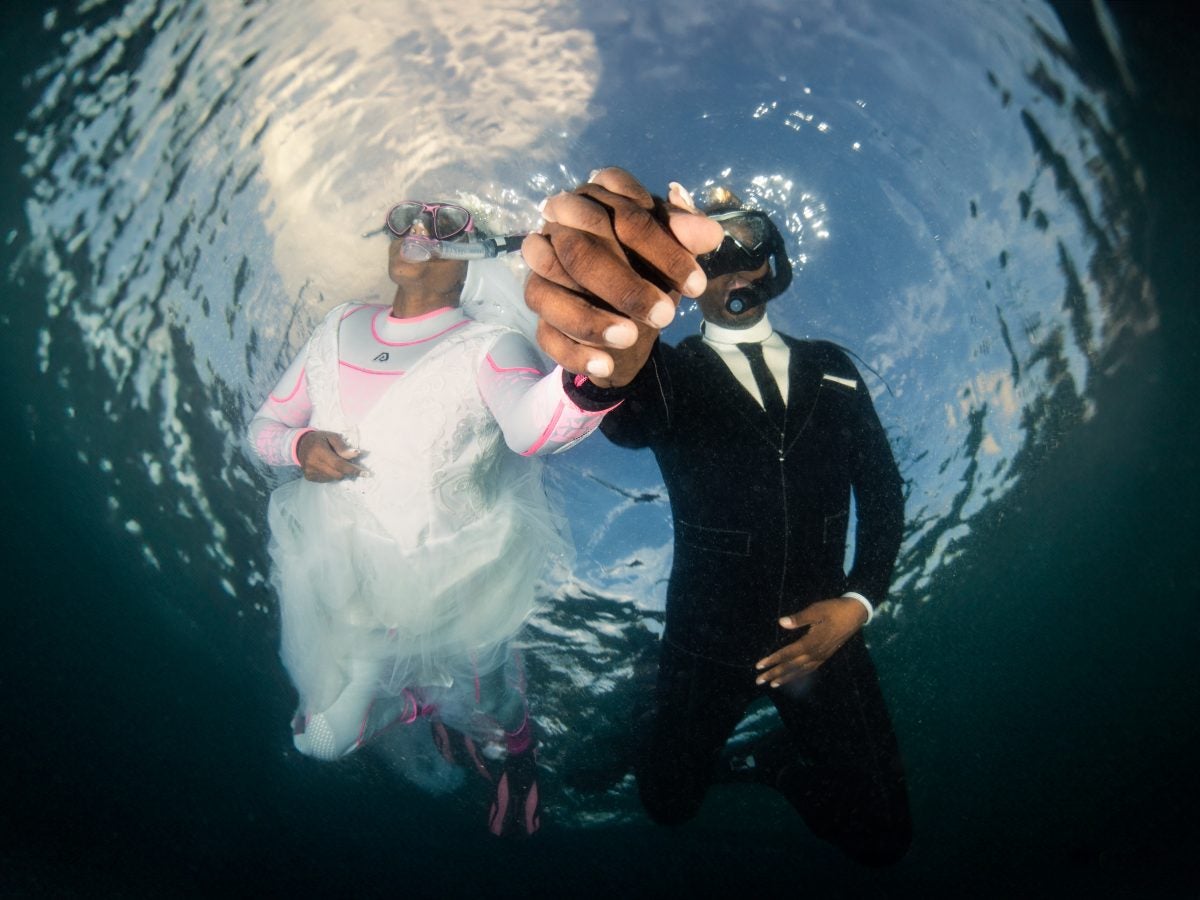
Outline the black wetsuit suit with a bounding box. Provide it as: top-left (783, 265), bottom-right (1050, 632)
top-left (601, 332), bottom-right (912, 866)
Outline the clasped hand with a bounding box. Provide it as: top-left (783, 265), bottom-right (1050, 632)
top-left (755, 597), bottom-right (869, 688)
top-left (296, 430), bottom-right (365, 482)
top-left (523, 168), bottom-right (725, 387)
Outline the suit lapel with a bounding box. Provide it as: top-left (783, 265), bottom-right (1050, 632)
top-left (782, 338), bottom-right (821, 456)
top-left (693, 338), bottom-right (783, 448)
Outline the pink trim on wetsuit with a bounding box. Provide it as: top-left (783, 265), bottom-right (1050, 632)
top-left (520, 401), bottom-right (565, 457)
top-left (289, 428), bottom-right (315, 466)
top-left (387, 305), bottom-right (456, 323)
top-left (353, 701), bottom-right (375, 748)
top-left (486, 354), bottom-right (541, 377)
top-left (400, 689), bottom-right (420, 725)
top-left (372, 307), bottom-right (469, 346)
top-left (250, 304), bottom-right (613, 471)
top-left (563, 393), bottom-right (623, 416)
top-left (524, 781), bottom-right (540, 834)
top-left (564, 370), bottom-right (623, 416)
top-left (339, 360), bottom-right (408, 376)
top-left (504, 711), bottom-right (532, 754)
top-left (270, 366), bottom-right (307, 404)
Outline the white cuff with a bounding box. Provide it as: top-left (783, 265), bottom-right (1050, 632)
top-left (841, 591), bottom-right (874, 625)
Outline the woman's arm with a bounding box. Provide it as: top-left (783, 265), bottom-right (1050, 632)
top-left (478, 331), bottom-right (624, 456)
top-left (247, 350), bottom-right (316, 467)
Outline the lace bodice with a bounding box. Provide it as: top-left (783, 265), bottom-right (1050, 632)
top-left (303, 303), bottom-right (515, 547)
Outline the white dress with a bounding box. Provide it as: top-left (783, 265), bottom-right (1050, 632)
top-left (266, 304), bottom-right (564, 752)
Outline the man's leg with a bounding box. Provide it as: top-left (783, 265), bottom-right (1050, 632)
top-left (637, 639), bottom-right (756, 825)
top-left (769, 634), bottom-right (912, 866)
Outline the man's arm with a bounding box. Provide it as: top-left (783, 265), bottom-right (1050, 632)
top-left (842, 354), bottom-right (906, 606)
top-left (598, 339), bottom-right (675, 450)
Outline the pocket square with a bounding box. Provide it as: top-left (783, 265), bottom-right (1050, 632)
top-left (822, 374), bottom-right (857, 390)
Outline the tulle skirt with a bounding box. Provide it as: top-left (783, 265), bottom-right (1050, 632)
top-left (268, 459), bottom-right (563, 739)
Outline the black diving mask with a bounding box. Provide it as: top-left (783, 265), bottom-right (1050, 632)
top-left (697, 209), bottom-right (793, 314)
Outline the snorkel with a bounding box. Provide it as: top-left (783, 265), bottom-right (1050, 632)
top-left (383, 200), bottom-right (525, 264)
top-left (724, 241), bottom-right (791, 314)
top-left (398, 233), bottom-right (527, 262)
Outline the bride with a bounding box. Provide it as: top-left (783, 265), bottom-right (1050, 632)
top-left (247, 200), bottom-right (621, 836)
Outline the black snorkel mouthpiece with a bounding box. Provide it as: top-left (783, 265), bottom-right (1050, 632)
top-left (696, 208), bottom-right (793, 314)
top-left (726, 286), bottom-right (763, 315)
top-left (726, 247), bottom-right (792, 314)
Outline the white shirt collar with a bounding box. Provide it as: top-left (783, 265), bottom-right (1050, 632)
top-left (701, 313), bottom-right (775, 346)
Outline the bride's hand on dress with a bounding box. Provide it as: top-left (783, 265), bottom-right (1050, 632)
top-left (523, 168), bottom-right (724, 388)
top-left (296, 430), bottom-right (365, 482)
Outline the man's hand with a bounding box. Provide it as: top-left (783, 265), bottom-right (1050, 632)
top-left (523, 168), bottom-right (724, 387)
top-left (296, 430), bottom-right (365, 482)
top-left (754, 597), bottom-right (870, 688)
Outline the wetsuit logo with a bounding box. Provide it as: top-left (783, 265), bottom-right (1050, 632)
top-left (373, 352), bottom-right (390, 362)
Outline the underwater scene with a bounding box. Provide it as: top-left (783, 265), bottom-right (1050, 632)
top-left (1, 0), bottom-right (1196, 895)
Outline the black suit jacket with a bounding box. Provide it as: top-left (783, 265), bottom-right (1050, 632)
top-left (601, 333), bottom-right (904, 666)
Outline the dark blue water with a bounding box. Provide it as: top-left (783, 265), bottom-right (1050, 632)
top-left (2, 1), bottom-right (1198, 895)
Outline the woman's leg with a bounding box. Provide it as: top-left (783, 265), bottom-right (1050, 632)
top-left (293, 656), bottom-right (418, 761)
top-left (480, 653), bottom-right (541, 837)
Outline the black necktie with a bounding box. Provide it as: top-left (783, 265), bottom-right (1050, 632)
top-left (738, 342), bottom-right (786, 430)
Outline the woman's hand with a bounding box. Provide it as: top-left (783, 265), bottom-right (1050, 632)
top-left (296, 430), bottom-right (365, 482)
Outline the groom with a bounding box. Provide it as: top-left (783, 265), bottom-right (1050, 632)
top-left (524, 171), bottom-right (911, 866)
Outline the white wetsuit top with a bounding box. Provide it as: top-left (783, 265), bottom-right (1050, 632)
top-left (249, 303), bottom-right (618, 467)
top-left (248, 299), bottom-right (622, 763)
